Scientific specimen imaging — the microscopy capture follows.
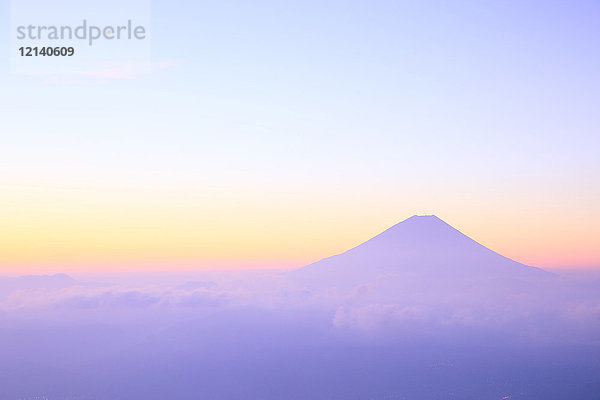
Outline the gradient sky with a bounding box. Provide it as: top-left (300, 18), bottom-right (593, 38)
top-left (0, 0), bottom-right (599, 273)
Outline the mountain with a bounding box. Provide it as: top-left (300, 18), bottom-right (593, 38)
top-left (289, 215), bottom-right (550, 289)
top-left (0, 273), bottom-right (79, 290)
top-left (0, 273), bottom-right (107, 295)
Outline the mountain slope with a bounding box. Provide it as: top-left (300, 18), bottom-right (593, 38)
top-left (289, 215), bottom-right (549, 288)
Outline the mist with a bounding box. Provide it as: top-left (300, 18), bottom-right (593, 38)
top-left (1, 217), bottom-right (599, 400)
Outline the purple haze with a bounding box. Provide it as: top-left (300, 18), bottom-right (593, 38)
top-left (0, 216), bottom-right (599, 400)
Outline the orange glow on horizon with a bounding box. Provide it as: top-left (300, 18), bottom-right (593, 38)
top-left (1, 183), bottom-right (598, 274)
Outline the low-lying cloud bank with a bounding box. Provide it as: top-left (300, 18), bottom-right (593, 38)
top-left (0, 269), bottom-right (599, 400)
top-left (1, 270), bottom-right (599, 344)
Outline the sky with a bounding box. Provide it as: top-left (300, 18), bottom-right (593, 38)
top-left (0, 0), bottom-right (599, 273)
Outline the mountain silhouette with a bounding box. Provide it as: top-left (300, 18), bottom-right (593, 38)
top-left (0, 273), bottom-right (108, 295)
top-left (290, 215), bottom-right (550, 289)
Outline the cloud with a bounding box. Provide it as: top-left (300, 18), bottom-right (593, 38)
top-left (333, 303), bottom-right (424, 330)
top-left (78, 60), bottom-right (181, 80)
top-left (1, 271), bottom-right (600, 345)
top-left (39, 59), bottom-right (182, 84)
top-left (0, 284), bottom-right (230, 312)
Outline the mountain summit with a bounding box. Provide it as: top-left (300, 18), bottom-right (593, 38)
top-left (290, 215), bottom-right (549, 288)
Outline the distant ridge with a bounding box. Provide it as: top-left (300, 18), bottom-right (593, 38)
top-left (289, 215), bottom-right (550, 288)
top-left (0, 273), bottom-right (108, 293)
